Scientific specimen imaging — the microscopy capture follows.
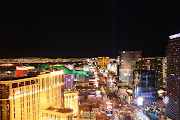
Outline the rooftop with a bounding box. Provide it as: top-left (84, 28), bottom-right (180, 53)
top-left (0, 72), bottom-right (40, 81)
top-left (64, 91), bottom-right (78, 94)
top-left (0, 69), bottom-right (63, 82)
top-left (46, 107), bottom-right (73, 113)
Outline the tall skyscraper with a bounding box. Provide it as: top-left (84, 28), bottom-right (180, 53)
top-left (0, 70), bottom-right (74, 120)
top-left (119, 51), bottom-right (142, 87)
top-left (166, 33), bottom-right (180, 119)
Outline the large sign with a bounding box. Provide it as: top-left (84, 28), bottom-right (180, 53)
top-left (138, 97), bottom-right (143, 106)
top-left (140, 93), bottom-right (155, 98)
top-left (50, 70), bottom-right (64, 77)
top-left (106, 101), bottom-right (113, 116)
top-left (15, 89), bottom-right (20, 97)
top-left (106, 111), bottom-right (113, 116)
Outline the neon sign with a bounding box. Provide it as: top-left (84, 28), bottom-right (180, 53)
top-left (106, 102), bottom-right (113, 110)
top-left (106, 104), bottom-right (113, 110)
top-left (106, 101), bottom-right (113, 116)
top-left (50, 70), bottom-right (64, 77)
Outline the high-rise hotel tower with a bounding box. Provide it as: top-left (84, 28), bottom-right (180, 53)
top-left (0, 69), bottom-right (74, 120)
top-left (166, 33), bottom-right (180, 120)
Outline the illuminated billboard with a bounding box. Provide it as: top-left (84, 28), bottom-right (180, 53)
top-left (140, 93), bottom-right (155, 98)
top-left (16, 66), bottom-right (28, 77)
top-left (106, 101), bottom-right (113, 116)
top-left (15, 89), bottom-right (20, 97)
top-left (106, 111), bottom-right (113, 116)
top-left (138, 97), bottom-right (143, 106)
top-left (50, 70), bottom-right (64, 77)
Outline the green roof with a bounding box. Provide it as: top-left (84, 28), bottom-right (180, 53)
top-left (83, 114), bottom-right (96, 118)
top-left (39, 64), bottom-right (87, 75)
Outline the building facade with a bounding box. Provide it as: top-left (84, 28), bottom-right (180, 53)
top-left (64, 75), bottom-right (74, 91)
top-left (0, 70), bottom-right (73, 120)
top-left (165, 33), bottom-right (180, 120)
top-left (64, 91), bottom-right (79, 117)
top-left (133, 70), bottom-right (158, 105)
top-left (97, 57), bottom-right (110, 67)
top-left (119, 51), bottom-right (142, 86)
top-left (135, 57), bottom-right (167, 89)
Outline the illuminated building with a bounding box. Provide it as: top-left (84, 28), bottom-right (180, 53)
top-left (135, 57), bottom-right (167, 89)
top-left (105, 101), bottom-right (113, 117)
top-left (39, 64), bottom-right (87, 75)
top-left (97, 57), bottom-right (110, 67)
top-left (16, 66), bottom-right (35, 78)
top-left (0, 64), bottom-right (16, 79)
top-left (64, 91), bottom-right (79, 117)
top-left (0, 58), bottom-right (88, 64)
top-left (107, 62), bottom-right (117, 75)
top-left (165, 33), bottom-right (180, 120)
top-left (119, 51), bottom-right (142, 86)
top-left (64, 75), bottom-right (74, 90)
top-left (0, 65), bottom-right (35, 79)
top-left (133, 70), bottom-right (158, 105)
top-left (39, 64), bottom-right (88, 83)
top-left (73, 73), bottom-right (86, 83)
top-left (41, 107), bottom-right (73, 120)
top-left (0, 70), bottom-right (73, 120)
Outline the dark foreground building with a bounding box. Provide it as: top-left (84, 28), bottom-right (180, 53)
top-left (166, 33), bottom-right (180, 120)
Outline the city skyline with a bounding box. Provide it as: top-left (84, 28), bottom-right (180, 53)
top-left (2, 0), bottom-right (180, 58)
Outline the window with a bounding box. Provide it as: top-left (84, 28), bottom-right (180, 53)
top-left (62, 75), bottom-right (64, 82)
top-left (42, 78), bottom-right (45, 90)
top-left (31, 80), bottom-right (35, 84)
top-left (25, 81), bottom-right (30, 85)
top-left (12, 83), bottom-right (18, 88)
top-left (19, 82), bottom-right (24, 87)
top-left (36, 79), bottom-right (38, 83)
top-left (55, 76), bottom-right (57, 84)
top-left (13, 99), bottom-right (15, 105)
top-left (46, 78), bottom-right (49, 88)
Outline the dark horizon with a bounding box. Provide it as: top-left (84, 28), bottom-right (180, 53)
top-left (1, 0), bottom-right (180, 58)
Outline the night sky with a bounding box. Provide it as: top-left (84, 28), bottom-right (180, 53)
top-left (1, 0), bottom-right (180, 58)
